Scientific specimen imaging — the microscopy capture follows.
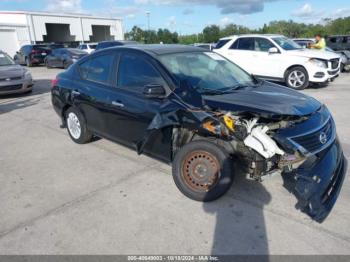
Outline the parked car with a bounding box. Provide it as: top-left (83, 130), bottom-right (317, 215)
top-left (293, 39), bottom-right (350, 72)
top-left (214, 34), bottom-right (341, 90)
top-left (326, 35), bottom-right (350, 51)
top-left (47, 43), bottom-right (65, 50)
top-left (0, 50), bottom-right (33, 95)
top-left (78, 43), bottom-right (97, 54)
top-left (14, 44), bottom-right (51, 67)
top-left (51, 45), bottom-right (347, 222)
top-left (293, 38), bottom-right (315, 48)
top-left (45, 48), bottom-right (87, 69)
top-left (95, 40), bottom-right (138, 50)
top-left (193, 43), bottom-right (216, 50)
top-left (325, 47), bottom-right (350, 72)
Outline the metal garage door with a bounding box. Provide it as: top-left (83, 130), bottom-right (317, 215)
top-left (0, 29), bottom-right (19, 58)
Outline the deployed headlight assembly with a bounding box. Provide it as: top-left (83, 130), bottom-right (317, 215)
top-left (309, 58), bottom-right (328, 69)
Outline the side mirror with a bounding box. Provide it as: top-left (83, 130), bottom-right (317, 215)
top-left (143, 84), bottom-right (166, 98)
top-left (268, 47), bottom-right (279, 54)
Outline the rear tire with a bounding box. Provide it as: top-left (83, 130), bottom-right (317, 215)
top-left (45, 60), bottom-right (51, 69)
top-left (25, 57), bottom-right (33, 67)
top-left (172, 140), bottom-right (234, 202)
top-left (63, 61), bottom-right (69, 69)
top-left (65, 107), bottom-right (93, 144)
top-left (340, 63), bottom-right (345, 72)
top-left (285, 66), bottom-right (309, 90)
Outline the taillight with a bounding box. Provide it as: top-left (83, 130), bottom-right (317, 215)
top-left (51, 78), bottom-right (58, 88)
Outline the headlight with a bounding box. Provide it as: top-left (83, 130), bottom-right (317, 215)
top-left (309, 58), bottom-right (327, 69)
top-left (24, 70), bottom-right (32, 79)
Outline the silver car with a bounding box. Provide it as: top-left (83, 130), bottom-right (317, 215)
top-left (0, 51), bottom-right (33, 95)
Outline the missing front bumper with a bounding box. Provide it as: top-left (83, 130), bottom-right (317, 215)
top-left (294, 139), bottom-right (347, 223)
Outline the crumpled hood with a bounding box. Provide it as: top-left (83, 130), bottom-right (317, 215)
top-left (0, 65), bottom-right (25, 79)
top-left (203, 82), bottom-right (322, 118)
top-left (287, 49), bottom-right (340, 60)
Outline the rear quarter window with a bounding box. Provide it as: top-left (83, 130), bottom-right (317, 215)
top-left (214, 39), bottom-right (231, 49)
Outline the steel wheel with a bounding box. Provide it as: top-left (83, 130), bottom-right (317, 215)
top-left (288, 70), bottom-right (306, 89)
top-left (181, 150), bottom-right (220, 192)
top-left (67, 112), bottom-right (81, 139)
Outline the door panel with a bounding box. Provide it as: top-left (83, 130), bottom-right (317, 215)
top-left (105, 52), bottom-right (168, 145)
top-left (252, 37), bottom-right (283, 78)
top-left (72, 52), bottom-right (117, 136)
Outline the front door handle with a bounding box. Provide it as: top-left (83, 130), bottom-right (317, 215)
top-left (112, 101), bottom-right (124, 108)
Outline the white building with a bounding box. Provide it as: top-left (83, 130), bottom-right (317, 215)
top-left (0, 11), bottom-right (124, 56)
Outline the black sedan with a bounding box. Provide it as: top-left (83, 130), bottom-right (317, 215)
top-left (45, 48), bottom-right (87, 69)
top-left (51, 45), bottom-right (347, 222)
top-left (95, 40), bottom-right (138, 50)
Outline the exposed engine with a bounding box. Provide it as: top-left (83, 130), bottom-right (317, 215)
top-left (197, 111), bottom-right (308, 181)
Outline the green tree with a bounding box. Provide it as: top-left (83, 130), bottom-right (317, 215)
top-left (203, 25), bottom-right (220, 43)
top-left (125, 26), bottom-right (144, 42)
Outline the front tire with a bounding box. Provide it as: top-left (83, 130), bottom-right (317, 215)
top-left (65, 107), bottom-right (93, 144)
top-left (285, 66), bottom-right (309, 90)
top-left (172, 140), bottom-right (234, 202)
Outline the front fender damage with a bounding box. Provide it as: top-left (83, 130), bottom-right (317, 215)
top-left (135, 82), bottom-right (347, 223)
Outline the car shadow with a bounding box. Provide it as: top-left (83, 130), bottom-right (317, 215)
top-left (203, 163), bottom-right (271, 257)
top-left (0, 79), bottom-right (52, 114)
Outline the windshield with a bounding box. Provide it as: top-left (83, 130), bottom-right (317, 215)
top-left (0, 53), bottom-right (15, 66)
top-left (273, 37), bottom-right (302, 50)
top-left (159, 52), bottom-right (255, 94)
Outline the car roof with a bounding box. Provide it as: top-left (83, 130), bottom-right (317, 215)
top-left (219, 34), bottom-right (284, 40)
top-left (293, 38), bottom-right (314, 41)
top-left (106, 44), bottom-right (205, 56)
top-left (98, 40), bottom-right (137, 44)
top-left (327, 35), bottom-right (350, 37)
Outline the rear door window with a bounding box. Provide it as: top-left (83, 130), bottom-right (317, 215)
top-left (235, 38), bottom-right (255, 51)
top-left (79, 53), bottom-right (115, 85)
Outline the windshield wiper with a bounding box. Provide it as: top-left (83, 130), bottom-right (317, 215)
top-left (197, 88), bottom-right (228, 95)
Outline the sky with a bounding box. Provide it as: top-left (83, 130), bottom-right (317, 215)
top-left (0, 0), bottom-right (350, 34)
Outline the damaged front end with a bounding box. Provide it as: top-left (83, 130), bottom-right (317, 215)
top-left (137, 81), bottom-right (347, 223)
top-left (221, 105), bottom-right (347, 223)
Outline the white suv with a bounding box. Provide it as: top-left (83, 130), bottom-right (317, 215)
top-left (214, 34), bottom-right (341, 89)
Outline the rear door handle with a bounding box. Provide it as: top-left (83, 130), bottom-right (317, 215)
top-left (72, 90), bottom-right (80, 96)
top-left (112, 101), bottom-right (124, 108)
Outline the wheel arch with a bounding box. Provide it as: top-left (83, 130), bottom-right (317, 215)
top-left (171, 127), bottom-right (235, 161)
top-left (284, 64), bottom-right (309, 80)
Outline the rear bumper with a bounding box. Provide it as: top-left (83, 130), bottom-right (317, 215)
top-left (294, 138), bottom-right (347, 222)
